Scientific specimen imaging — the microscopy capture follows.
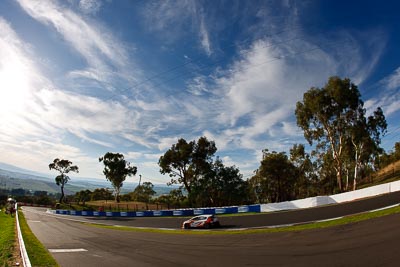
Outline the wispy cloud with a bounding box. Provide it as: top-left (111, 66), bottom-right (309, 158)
top-left (79, 0), bottom-right (103, 15)
top-left (142, 0), bottom-right (213, 55)
top-left (0, 16), bottom-right (137, 177)
top-left (382, 66), bottom-right (400, 90)
top-left (16, 0), bottom-right (139, 91)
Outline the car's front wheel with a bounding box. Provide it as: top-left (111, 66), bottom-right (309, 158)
top-left (184, 223), bottom-right (190, 229)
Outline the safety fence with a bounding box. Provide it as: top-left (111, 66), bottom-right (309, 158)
top-left (15, 203), bottom-right (31, 267)
top-left (52, 204), bottom-right (261, 217)
top-left (49, 180), bottom-right (400, 217)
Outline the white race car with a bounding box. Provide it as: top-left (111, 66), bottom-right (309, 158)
top-left (182, 214), bottom-right (220, 229)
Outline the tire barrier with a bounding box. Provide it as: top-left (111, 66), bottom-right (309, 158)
top-left (52, 204), bottom-right (261, 217)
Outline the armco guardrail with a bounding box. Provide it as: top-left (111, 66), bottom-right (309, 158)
top-left (50, 180), bottom-right (400, 217)
top-left (16, 203), bottom-right (32, 267)
top-left (52, 204), bottom-right (261, 217)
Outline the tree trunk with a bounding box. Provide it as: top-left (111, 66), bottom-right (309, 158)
top-left (336, 168), bottom-right (343, 192)
top-left (60, 184), bottom-right (65, 203)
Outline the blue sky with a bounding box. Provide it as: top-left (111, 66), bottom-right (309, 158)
top-left (0, 0), bottom-right (399, 184)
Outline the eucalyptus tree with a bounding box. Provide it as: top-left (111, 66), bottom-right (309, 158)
top-left (99, 152), bottom-right (137, 202)
top-left (295, 76), bottom-right (386, 192)
top-left (347, 107), bottom-right (387, 190)
top-left (131, 182), bottom-right (156, 203)
top-left (158, 136), bottom-right (217, 197)
top-left (49, 158), bottom-right (79, 203)
top-left (254, 150), bottom-right (297, 203)
top-left (191, 158), bottom-right (246, 207)
top-left (290, 144), bottom-right (317, 198)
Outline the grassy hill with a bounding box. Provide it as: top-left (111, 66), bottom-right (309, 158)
top-left (0, 167), bottom-right (173, 196)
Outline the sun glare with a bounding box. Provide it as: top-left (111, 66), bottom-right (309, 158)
top-left (0, 54), bottom-right (31, 114)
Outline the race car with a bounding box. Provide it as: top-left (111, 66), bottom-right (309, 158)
top-left (182, 214), bottom-right (220, 229)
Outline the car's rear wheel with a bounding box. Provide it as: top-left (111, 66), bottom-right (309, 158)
top-left (204, 223), bottom-right (210, 229)
top-left (184, 223), bottom-right (190, 229)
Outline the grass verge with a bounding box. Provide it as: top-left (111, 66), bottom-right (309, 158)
top-left (18, 211), bottom-right (60, 267)
top-left (86, 205), bottom-right (400, 235)
top-left (0, 209), bottom-right (15, 267)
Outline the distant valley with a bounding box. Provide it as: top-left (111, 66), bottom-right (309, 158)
top-left (0, 163), bottom-right (174, 196)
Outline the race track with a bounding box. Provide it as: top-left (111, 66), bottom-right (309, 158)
top-left (21, 191), bottom-right (400, 266)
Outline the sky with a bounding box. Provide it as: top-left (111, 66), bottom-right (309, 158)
top-left (0, 0), bottom-right (399, 185)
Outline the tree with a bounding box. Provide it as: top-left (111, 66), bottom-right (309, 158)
top-left (158, 137), bottom-right (217, 198)
top-left (99, 152), bottom-right (137, 203)
top-left (131, 182), bottom-right (156, 203)
top-left (347, 107), bottom-right (387, 190)
top-left (91, 188), bottom-right (113, 201)
top-left (290, 144), bottom-right (318, 198)
top-left (75, 190), bottom-right (92, 205)
top-left (49, 158), bottom-right (79, 203)
top-left (254, 150), bottom-right (297, 202)
top-left (295, 76), bottom-right (384, 192)
top-left (192, 158), bottom-right (247, 207)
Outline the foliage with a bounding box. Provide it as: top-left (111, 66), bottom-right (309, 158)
top-left (252, 150), bottom-right (297, 203)
top-left (158, 136), bottom-right (217, 197)
top-left (49, 158), bottom-right (79, 203)
top-left (379, 142), bottom-right (400, 168)
top-left (91, 188), bottom-right (113, 201)
top-left (290, 144), bottom-right (318, 198)
top-left (295, 76), bottom-right (386, 192)
top-left (74, 189), bottom-right (92, 205)
top-left (130, 182), bottom-right (156, 203)
top-left (191, 158), bottom-right (248, 207)
top-left (99, 152), bottom-right (137, 202)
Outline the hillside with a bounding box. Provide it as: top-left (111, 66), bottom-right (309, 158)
top-left (0, 166), bottom-right (174, 196)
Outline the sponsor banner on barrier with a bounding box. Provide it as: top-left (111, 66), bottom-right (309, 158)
top-left (238, 206), bottom-right (249, 213)
top-left (136, 212), bottom-right (144, 217)
top-left (82, 211), bottom-right (88, 216)
top-left (93, 211), bottom-right (99, 216)
top-left (194, 209), bottom-right (204, 215)
top-left (106, 212), bottom-right (113, 216)
top-left (120, 212), bottom-right (128, 217)
top-left (215, 208), bottom-right (226, 214)
top-left (153, 211), bottom-right (162, 216)
top-left (173, 210), bottom-right (183, 216)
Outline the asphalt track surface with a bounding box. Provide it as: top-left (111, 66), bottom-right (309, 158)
top-left (35, 190), bottom-right (400, 229)
top-left (22, 191), bottom-right (400, 266)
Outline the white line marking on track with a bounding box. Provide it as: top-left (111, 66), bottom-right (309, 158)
top-left (48, 248), bottom-right (88, 253)
top-left (369, 203), bottom-right (400, 213)
top-left (28, 220), bottom-right (41, 223)
top-left (316, 217), bottom-right (344, 222)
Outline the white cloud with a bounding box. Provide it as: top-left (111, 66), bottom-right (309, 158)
top-left (16, 0), bottom-right (140, 90)
top-left (142, 0), bottom-right (213, 55)
top-left (79, 0), bottom-right (103, 14)
top-left (0, 17), bottom-right (139, 178)
top-left (383, 67), bottom-right (400, 90)
top-left (199, 16), bottom-right (211, 55)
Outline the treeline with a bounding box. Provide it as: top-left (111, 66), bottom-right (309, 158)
top-left (45, 77), bottom-right (398, 208)
top-left (156, 77), bottom-right (395, 206)
top-left (0, 188), bottom-right (57, 206)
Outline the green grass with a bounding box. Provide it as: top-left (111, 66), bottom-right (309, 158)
top-left (0, 209), bottom-right (15, 267)
top-left (18, 211), bottom-right (60, 267)
top-left (86, 205), bottom-right (400, 235)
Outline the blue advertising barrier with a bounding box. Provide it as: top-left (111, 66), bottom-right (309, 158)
top-left (54, 204), bottom-right (261, 217)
